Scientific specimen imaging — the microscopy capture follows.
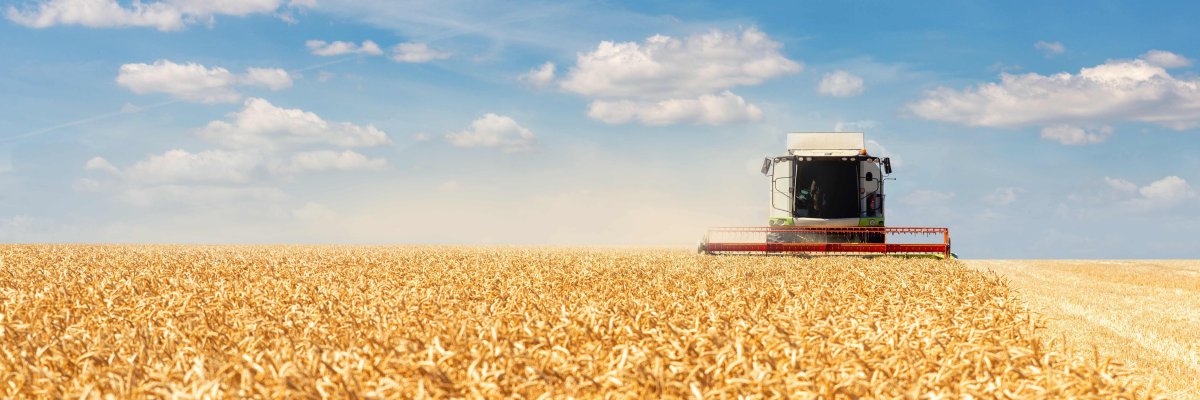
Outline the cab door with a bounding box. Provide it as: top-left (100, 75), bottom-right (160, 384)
top-left (769, 157), bottom-right (794, 224)
top-left (860, 161), bottom-right (883, 218)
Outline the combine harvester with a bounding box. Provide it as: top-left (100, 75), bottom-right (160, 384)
top-left (700, 132), bottom-right (952, 258)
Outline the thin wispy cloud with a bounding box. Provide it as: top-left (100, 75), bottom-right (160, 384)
top-left (6, 0), bottom-right (308, 31)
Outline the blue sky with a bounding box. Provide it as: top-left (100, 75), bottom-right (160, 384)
top-left (2, 0), bottom-right (1199, 258)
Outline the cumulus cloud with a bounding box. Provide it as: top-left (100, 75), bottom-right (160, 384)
top-left (445, 113), bottom-right (535, 151)
top-left (1138, 176), bottom-right (1194, 203)
top-left (818, 70), bottom-right (864, 97)
top-left (1034, 41), bottom-right (1065, 57)
top-left (197, 98), bottom-right (389, 150)
top-left (391, 42), bottom-right (450, 63)
top-left (306, 40), bottom-right (383, 56)
top-left (117, 60), bottom-right (239, 103)
top-left (1141, 50), bottom-right (1192, 68)
top-left (520, 62), bottom-right (555, 87)
top-left (84, 156), bottom-right (119, 174)
top-left (1039, 125), bottom-right (1113, 145)
top-left (124, 149), bottom-right (260, 184)
top-left (909, 50), bottom-right (1200, 139)
top-left (587, 91), bottom-right (763, 126)
top-left (560, 27), bottom-right (801, 99)
top-left (1106, 176), bottom-right (1197, 211)
top-left (551, 27), bottom-right (798, 126)
top-left (6, 0), bottom-right (292, 31)
top-left (242, 67), bottom-right (293, 90)
top-left (116, 60), bottom-right (292, 103)
top-left (82, 99), bottom-right (391, 207)
top-left (269, 150), bottom-right (386, 175)
top-left (983, 187), bottom-right (1026, 206)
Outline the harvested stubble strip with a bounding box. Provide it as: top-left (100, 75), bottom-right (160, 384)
top-left (0, 245), bottom-right (1155, 398)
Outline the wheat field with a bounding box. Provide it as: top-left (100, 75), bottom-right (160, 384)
top-left (1, 245), bottom-right (1152, 398)
top-left (968, 260), bottom-right (1200, 399)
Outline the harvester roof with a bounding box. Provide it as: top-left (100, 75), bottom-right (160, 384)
top-left (787, 132), bottom-right (865, 157)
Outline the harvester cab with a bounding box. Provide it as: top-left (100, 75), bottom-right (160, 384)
top-left (766, 133), bottom-right (888, 230)
top-left (701, 132), bottom-right (952, 257)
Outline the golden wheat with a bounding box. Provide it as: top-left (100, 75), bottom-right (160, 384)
top-left (969, 260), bottom-right (1200, 398)
top-left (0, 245), bottom-right (1152, 398)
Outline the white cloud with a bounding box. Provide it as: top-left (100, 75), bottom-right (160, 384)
top-left (520, 62), bottom-right (555, 87)
top-left (983, 187), bottom-right (1026, 206)
top-left (391, 42), bottom-right (450, 63)
top-left (553, 27), bottom-right (798, 126)
top-left (1106, 176), bottom-right (1198, 211)
top-left (197, 98), bottom-right (389, 150)
top-left (437, 181), bottom-right (461, 192)
top-left (560, 27), bottom-right (801, 99)
top-left (306, 40), bottom-right (383, 56)
top-left (586, 91), bottom-right (763, 126)
top-left (124, 149), bottom-right (260, 184)
top-left (901, 190), bottom-right (955, 207)
top-left (1101, 175), bottom-right (1196, 211)
top-left (117, 60), bottom-right (239, 103)
top-left (1141, 50), bottom-right (1192, 68)
top-left (116, 60), bottom-right (292, 103)
top-left (445, 113), bottom-right (535, 151)
top-left (909, 51), bottom-right (1200, 131)
top-left (1039, 125), bottom-right (1113, 145)
top-left (1104, 176), bottom-right (1138, 192)
top-left (83, 98), bottom-right (390, 208)
top-left (241, 67), bottom-right (293, 90)
top-left (84, 156), bottom-right (119, 174)
top-left (170, 0), bottom-right (285, 16)
top-left (6, 0), bottom-right (289, 31)
top-left (1034, 41), bottom-right (1065, 57)
top-left (818, 70), bottom-right (864, 97)
top-left (269, 150), bottom-right (386, 175)
top-left (1138, 176), bottom-right (1194, 203)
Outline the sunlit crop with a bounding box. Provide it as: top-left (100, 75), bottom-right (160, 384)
top-left (0, 245), bottom-right (1150, 398)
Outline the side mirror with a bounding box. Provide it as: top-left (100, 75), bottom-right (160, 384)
top-left (883, 158), bottom-right (892, 174)
top-left (760, 158), bottom-right (771, 175)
